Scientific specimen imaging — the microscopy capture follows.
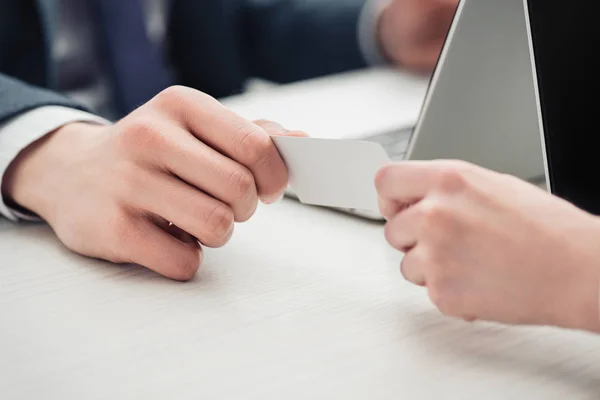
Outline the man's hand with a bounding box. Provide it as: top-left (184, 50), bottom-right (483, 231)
top-left (376, 160), bottom-right (600, 333)
top-left (2, 86), bottom-right (302, 281)
top-left (378, 0), bottom-right (459, 71)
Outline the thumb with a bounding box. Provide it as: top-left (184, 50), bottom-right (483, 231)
top-left (253, 119), bottom-right (309, 138)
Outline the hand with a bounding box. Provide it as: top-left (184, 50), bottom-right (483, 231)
top-left (375, 160), bottom-right (600, 333)
top-left (3, 86), bottom-right (303, 281)
top-left (378, 0), bottom-right (459, 71)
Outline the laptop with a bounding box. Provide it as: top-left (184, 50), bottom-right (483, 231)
top-left (298, 0), bottom-right (549, 220)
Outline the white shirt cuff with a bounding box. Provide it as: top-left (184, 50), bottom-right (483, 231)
top-left (0, 106), bottom-right (110, 222)
top-left (358, 0), bottom-right (392, 66)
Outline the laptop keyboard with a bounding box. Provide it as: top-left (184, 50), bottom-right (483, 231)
top-left (365, 128), bottom-right (412, 161)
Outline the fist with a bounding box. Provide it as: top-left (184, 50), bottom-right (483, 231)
top-left (376, 160), bottom-right (600, 333)
top-left (379, 0), bottom-right (459, 71)
top-left (4, 86), bottom-right (304, 281)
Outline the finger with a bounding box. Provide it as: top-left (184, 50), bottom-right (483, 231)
top-left (378, 195), bottom-right (404, 221)
top-left (122, 217), bottom-right (203, 281)
top-left (131, 170), bottom-right (235, 248)
top-left (254, 119), bottom-right (309, 138)
top-left (375, 162), bottom-right (441, 205)
top-left (384, 205), bottom-right (421, 252)
top-left (150, 87), bottom-right (288, 203)
top-left (375, 160), bottom-right (478, 204)
top-left (157, 123), bottom-right (259, 222)
top-left (400, 247), bottom-right (427, 287)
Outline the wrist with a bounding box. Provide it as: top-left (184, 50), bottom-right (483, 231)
top-left (2, 122), bottom-right (106, 221)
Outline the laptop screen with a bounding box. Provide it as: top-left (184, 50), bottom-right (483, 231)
top-left (527, 0), bottom-right (600, 214)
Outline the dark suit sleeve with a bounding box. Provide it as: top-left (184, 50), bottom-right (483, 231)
top-left (0, 74), bottom-right (87, 125)
top-left (241, 0), bottom-right (368, 83)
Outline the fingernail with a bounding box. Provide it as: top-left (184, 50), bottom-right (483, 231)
top-left (255, 120), bottom-right (288, 135)
top-left (267, 122), bottom-right (287, 133)
top-left (262, 192), bottom-right (285, 204)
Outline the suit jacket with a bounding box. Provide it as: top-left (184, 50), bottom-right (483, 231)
top-left (0, 0), bottom-right (367, 123)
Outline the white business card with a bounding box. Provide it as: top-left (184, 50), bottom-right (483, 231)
top-left (272, 136), bottom-right (391, 211)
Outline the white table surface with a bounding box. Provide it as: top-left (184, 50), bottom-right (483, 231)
top-left (223, 67), bottom-right (430, 140)
top-left (1, 198), bottom-right (600, 399)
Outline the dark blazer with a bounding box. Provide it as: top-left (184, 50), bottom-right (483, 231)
top-left (0, 0), bottom-right (368, 123)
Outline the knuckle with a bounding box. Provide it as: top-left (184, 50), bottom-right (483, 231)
top-left (118, 117), bottom-right (164, 153)
top-left (435, 161), bottom-right (477, 193)
top-left (228, 167), bottom-right (256, 201)
top-left (419, 200), bottom-right (449, 229)
top-left (151, 86), bottom-right (219, 123)
top-left (236, 126), bottom-right (272, 167)
top-left (203, 204), bottom-right (234, 246)
top-left (418, 200), bottom-right (462, 244)
top-left (437, 166), bottom-right (469, 193)
top-left (154, 85), bottom-right (191, 108)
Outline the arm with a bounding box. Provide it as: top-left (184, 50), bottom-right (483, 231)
top-left (0, 74), bottom-right (107, 220)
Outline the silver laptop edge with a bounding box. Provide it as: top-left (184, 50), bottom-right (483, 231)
top-left (522, 0), bottom-right (551, 193)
